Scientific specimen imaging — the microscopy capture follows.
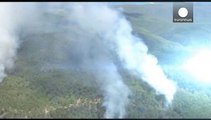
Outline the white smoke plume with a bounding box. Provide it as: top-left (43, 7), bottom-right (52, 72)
top-left (65, 3), bottom-right (131, 118)
top-left (94, 62), bottom-right (130, 118)
top-left (0, 28), bottom-right (17, 82)
top-left (0, 2), bottom-right (40, 82)
top-left (0, 3), bottom-right (20, 82)
top-left (113, 14), bottom-right (177, 104)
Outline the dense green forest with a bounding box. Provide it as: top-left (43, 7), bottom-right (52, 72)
top-left (1, 3), bottom-right (211, 118)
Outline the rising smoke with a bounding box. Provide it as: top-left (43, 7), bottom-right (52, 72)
top-left (0, 2), bottom-right (41, 82)
top-left (113, 18), bottom-right (177, 104)
top-left (65, 3), bottom-right (131, 118)
top-left (0, 3), bottom-right (17, 82)
top-left (0, 2), bottom-right (176, 118)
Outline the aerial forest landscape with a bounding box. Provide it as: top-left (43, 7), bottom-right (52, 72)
top-left (0, 2), bottom-right (211, 118)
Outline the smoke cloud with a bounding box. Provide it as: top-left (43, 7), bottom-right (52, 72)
top-left (113, 18), bottom-right (177, 104)
top-left (0, 2), bottom-right (41, 82)
top-left (65, 3), bottom-right (131, 118)
top-left (0, 3), bottom-right (19, 82)
top-left (0, 2), bottom-right (177, 118)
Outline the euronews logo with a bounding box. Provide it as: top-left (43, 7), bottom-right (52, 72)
top-left (173, 2), bottom-right (193, 23)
